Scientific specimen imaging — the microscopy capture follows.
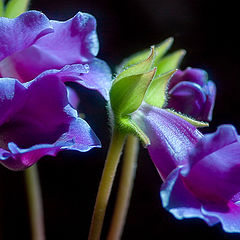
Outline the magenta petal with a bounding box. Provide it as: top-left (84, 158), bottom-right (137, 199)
top-left (167, 81), bottom-right (206, 118)
top-left (74, 58), bottom-right (112, 100)
top-left (0, 74), bottom-right (101, 170)
top-left (202, 202), bottom-right (240, 233)
top-left (55, 114), bottom-right (101, 152)
top-left (0, 78), bottom-right (28, 126)
top-left (1, 12), bottom-right (99, 82)
top-left (0, 11), bottom-right (53, 61)
top-left (38, 12), bottom-right (99, 63)
top-left (160, 125), bottom-right (240, 233)
top-left (1, 142), bottom-right (61, 170)
top-left (160, 167), bottom-right (219, 226)
top-left (132, 103), bottom-right (202, 180)
top-left (36, 62), bottom-right (111, 100)
top-left (187, 124), bottom-right (239, 170)
top-left (166, 68), bottom-right (215, 121)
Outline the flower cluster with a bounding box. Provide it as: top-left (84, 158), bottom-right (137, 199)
top-left (0, 11), bottom-right (111, 170)
top-left (111, 39), bottom-right (240, 233)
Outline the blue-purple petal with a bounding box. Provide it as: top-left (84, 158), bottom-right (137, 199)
top-left (160, 125), bottom-right (240, 233)
top-left (0, 73), bottom-right (101, 170)
top-left (0, 11), bottom-right (53, 62)
top-left (132, 103), bottom-right (202, 180)
top-left (166, 68), bottom-right (216, 121)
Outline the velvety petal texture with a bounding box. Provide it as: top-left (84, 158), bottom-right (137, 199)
top-left (160, 125), bottom-right (240, 232)
top-left (0, 11), bottom-right (112, 99)
top-left (166, 68), bottom-right (216, 121)
top-left (132, 103), bottom-right (202, 180)
top-left (0, 74), bottom-right (101, 171)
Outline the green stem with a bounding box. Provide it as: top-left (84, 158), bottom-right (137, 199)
top-left (24, 164), bottom-right (45, 240)
top-left (107, 135), bottom-right (139, 240)
top-left (88, 129), bottom-right (126, 240)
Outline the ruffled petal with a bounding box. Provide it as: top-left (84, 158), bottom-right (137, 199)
top-left (202, 202), bottom-right (240, 233)
top-left (35, 63), bottom-right (111, 100)
top-left (0, 142), bottom-right (61, 170)
top-left (132, 103), bottom-right (202, 180)
top-left (161, 125), bottom-right (240, 233)
top-left (0, 11), bottom-right (53, 61)
top-left (73, 58), bottom-right (112, 100)
top-left (55, 112), bottom-right (101, 152)
top-left (0, 73), bottom-right (101, 170)
top-left (160, 167), bottom-right (219, 226)
top-left (0, 12), bottom-right (99, 82)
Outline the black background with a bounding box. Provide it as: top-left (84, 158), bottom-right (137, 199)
top-left (0, 0), bottom-right (240, 239)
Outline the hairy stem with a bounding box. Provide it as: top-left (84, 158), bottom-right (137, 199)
top-left (88, 129), bottom-right (126, 240)
top-left (107, 135), bottom-right (139, 240)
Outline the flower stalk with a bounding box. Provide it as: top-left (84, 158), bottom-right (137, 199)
top-left (107, 135), bottom-right (139, 240)
top-left (88, 129), bottom-right (126, 240)
top-left (24, 164), bottom-right (45, 240)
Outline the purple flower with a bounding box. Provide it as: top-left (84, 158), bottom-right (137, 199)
top-left (0, 72), bottom-right (101, 171)
top-left (161, 125), bottom-right (240, 232)
top-left (166, 67), bottom-right (216, 121)
top-left (0, 10), bottom-right (112, 99)
top-left (135, 103), bottom-right (240, 232)
top-left (134, 103), bottom-right (240, 232)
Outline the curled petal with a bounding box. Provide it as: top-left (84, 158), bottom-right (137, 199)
top-left (74, 58), bottom-right (112, 100)
top-left (160, 125), bottom-right (240, 233)
top-left (166, 68), bottom-right (215, 121)
top-left (0, 74), bottom-right (100, 170)
top-left (36, 62), bottom-right (111, 100)
top-left (0, 12), bottom-right (99, 82)
top-left (160, 167), bottom-right (219, 226)
top-left (167, 81), bottom-right (206, 118)
top-left (0, 11), bottom-right (53, 61)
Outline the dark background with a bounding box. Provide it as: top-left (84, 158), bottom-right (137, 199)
top-left (0, 0), bottom-right (239, 239)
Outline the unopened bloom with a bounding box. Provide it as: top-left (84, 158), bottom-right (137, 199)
top-left (0, 72), bottom-right (100, 171)
top-left (0, 10), bottom-right (111, 99)
top-left (166, 68), bottom-right (216, 121)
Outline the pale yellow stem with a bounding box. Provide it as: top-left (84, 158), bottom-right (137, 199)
top-left (24, 164), bottom-right (45, 240)
top-left (88, 129), bottom-right (126, 240)
top-left (107, 135), bottom-right (139, 240)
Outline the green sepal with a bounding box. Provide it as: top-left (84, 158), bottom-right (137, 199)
top-left (110, 68), bottom-right (156, 117)
top-left (117, 117), bottom-right (150, 146)
top-left (166, 109), bottom-right (209, 128)
top-left (118, 37), bottom-right (173, 72)
top-left (4, 0), bottom-right (30, 18)
top-left (145, 69), bottom-right (177, 108)
top-left (114, 46), bottom-right (155, 85)
top-left (155, 49), bottom-right (186, 76)
top-left (0, 0), bottom-right (4, 17)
